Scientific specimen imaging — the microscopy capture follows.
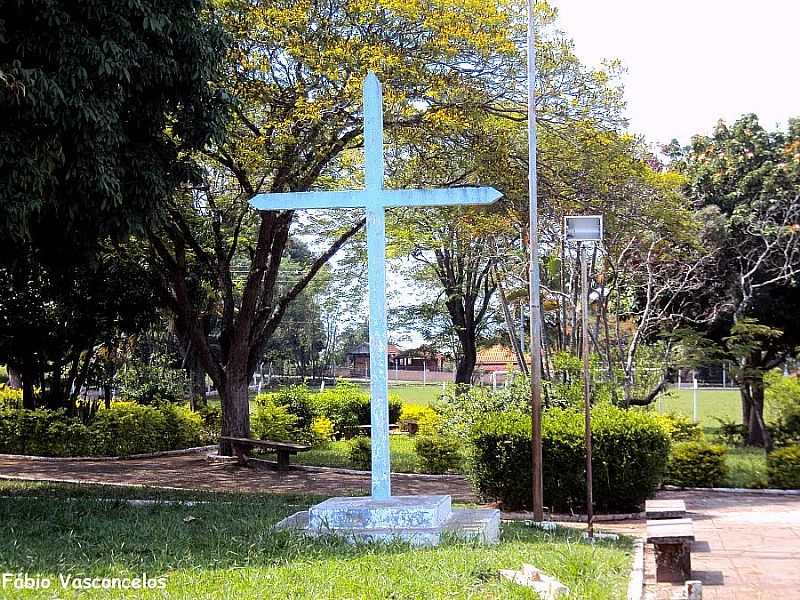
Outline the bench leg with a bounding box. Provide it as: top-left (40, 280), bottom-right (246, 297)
top-left (276, 451), bottom-right (290, 471)
top-left (654, 542), bottom-right (691, 583)
top-left (233, 445), bottom-right (250, 467)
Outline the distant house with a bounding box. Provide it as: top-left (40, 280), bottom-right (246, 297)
top-left (396, 345), bottom-right (447, 372)
top-left (346, 342), bottom-right (401, 375)
top-left (475, 344), bottom-right (520, 372)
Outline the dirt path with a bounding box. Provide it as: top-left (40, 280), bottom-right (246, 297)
top-left (0, 452), bottom-right (476, 501)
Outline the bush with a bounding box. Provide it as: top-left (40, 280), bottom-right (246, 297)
top-left (414, 435), bottom-right (461, 474)
top-left (469, 404), bottom-right (671, 512)
top-left (399, 404), bottom-right (440, 436)
top-left (116, 354), bottom-right (188, 404)
top-left (310, 416), bottom-right (335, 447)
top-left (197, 405), bottom-right (221, 430)
top-left (767, 444), bottom-right (800, 489)
top-left (312, 384), bottom-right (402, 434)
top-left (0, 403), bottom-right (203, 457)
top-left (348, 436), bottom-right (371, 470)
top-left (0, 385), bottom-right (22, 408)
top-left (658, 412), bottom-right (704, 442)
top-left (434, 382), bottom-right (529, 443)
top-left (666, 441), bottom-right (728, 487)
top-left (267, 385), bottom-right (317, 431)
top-left (251, 395), bottom-right (298, 442)
top-left (766, 371), bottom-right (800, 447)
top-left (714, 417), bottom-right (747, 446)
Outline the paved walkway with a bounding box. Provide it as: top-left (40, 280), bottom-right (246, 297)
top-left (0, 452), bottom-right (475, 501)
top-left (645, 489), bottom-right (800, 600)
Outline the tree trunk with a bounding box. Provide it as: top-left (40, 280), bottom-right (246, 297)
top-left (21, 361), bottom-right (36, 410)
top-left (7, 366), bottom-right (22, 389)
top-left (189, 353), bottom-right (207, 411)
top-left (746, 372), bottom-right (771, 448)
top-left (740, 383), bottom-right (752, 438)
top-left (455, 332), bottom-right (477, 385)
top-left (103, 384), bottom-right (113, 410)
top-left (219, 368), bottom-right (250, 455)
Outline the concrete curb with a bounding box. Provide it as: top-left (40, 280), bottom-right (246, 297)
top-left (502, 510), bottom-right (644, 522)
top-left (662, 484), bottom-right (800, 495)
top-left (0, 445), bottom-right (218, 462)
top-left (627, 538), bottom-right (645, 600)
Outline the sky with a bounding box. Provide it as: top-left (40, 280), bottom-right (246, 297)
top-left (551, 0), bottom-right (799, 147)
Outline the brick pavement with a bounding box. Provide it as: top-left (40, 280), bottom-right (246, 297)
top-left (0, 452), bottom-right (476, 501)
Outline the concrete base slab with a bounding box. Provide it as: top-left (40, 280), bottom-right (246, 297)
top-left (275, 495), bottom-right (500, 546)
top-left (309, 494), bottom-right (452, 529)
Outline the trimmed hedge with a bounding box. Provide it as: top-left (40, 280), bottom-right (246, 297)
top-left (666, 441), bottom-right (728, 487)
top-left (0, 403), bottom-right (203, 457)
top-left (469, 404), bottom-right (671, 512)
top-left (414, 435), bottom-right (461, 474)
top-left (259, 384), bottom-right (402, 438)
top-left (767, 444), bottom-right (800, 489)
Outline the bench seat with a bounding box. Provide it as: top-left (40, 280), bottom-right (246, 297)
top-left (645, 499), bottom-right (687, 520)
top-left (220, 436), bottom-right (311, 471)
top-left (646, 517), bottom-right (695, 583)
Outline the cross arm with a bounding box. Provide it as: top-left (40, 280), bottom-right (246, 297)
top-left (250, 187), bottom-right (502, 211)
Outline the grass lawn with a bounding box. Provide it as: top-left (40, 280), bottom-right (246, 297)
top-left (655, 388), bottom-right (742, 428)
top-left (260, 434), bottom-right (466, 474)
top-left (388, 384), bottom-right (446, 406)
top-left (0, 481), bottom-right (633, 600)
top-left (723, 446), bottom-right (769, 488)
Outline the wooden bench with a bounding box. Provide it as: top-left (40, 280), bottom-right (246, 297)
top-left (646, 517), bottom-right (695, 583)
top-left (646, 499), bottom-right (687, 520)
top-left (220, 436), bottom-right (310, 471)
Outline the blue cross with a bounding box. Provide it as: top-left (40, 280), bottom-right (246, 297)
top-left (251, 73), bottom-right (501, 498)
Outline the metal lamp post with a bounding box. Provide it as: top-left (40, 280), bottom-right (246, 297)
top-left (565, 215), bottom-right (603, 539)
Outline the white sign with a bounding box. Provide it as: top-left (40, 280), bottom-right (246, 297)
top-left (565, 215), bottom-right (603, 242)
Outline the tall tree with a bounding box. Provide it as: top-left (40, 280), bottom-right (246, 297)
top-left (152, 0), bottom-right (530, 451)
top-left (670, 115), bottom-right (800, 445)
top-left (0, 0), bottom-right (226, 403)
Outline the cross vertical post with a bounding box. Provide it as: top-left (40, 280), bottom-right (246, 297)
top-left (364, 73), bottom-right (391, 498)
top-left (249, 72), bottom-right (502, 502)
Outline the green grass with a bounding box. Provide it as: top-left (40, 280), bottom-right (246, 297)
top-left (722, 446), bottom-right (769, 488)
top-left (260, 434), bottom-right (465, 474)
top-left (652, 388), bottom-right (776, 489)
top-left (655, 388), bottom-right (742, 428)
top-left (388, 384), bottom-right (446, 406)
top-left (0, 481), bottom-right (633, 599)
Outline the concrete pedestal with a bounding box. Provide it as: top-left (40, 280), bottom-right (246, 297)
top-left (275, 495), bottom-right (500, 546)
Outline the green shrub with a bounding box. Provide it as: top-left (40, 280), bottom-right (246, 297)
top-left (399, 404), bottom-right (440, 435)
top-left (414, 435), bottom-right (461, 474)
top-left (266, 385), bottom-right (317, 431)
top-left (310, 416), bottom-right (335, 447)
top-left (767, 444), bottom-right (800, 489)
top-left (434, 382), bottom-right (529, 443)
top-left (251, 395), bottom-right (298, 442)
top-left (469, 404), bottom-right (671, 512)
top-left (765, 371), bottom-right (800, 446)
top-left (348, 436), bottom-right (371, 470)
top-left (312, 384), bottom-right (402, 434)
top-left (714, 417), bottom-right (747, 446)
top-left (0, 385), bottom-right (22, 408)
top-left (116, 354), bottom-right (188, 404)
top-left (0, 403), bottom-right (203, 457)
top-left (197, 405), bottom-right (221, 430)
top-left (666, 441), bottom-right (728, 487)
top-left (658, 412), bottom-right (704, 442)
